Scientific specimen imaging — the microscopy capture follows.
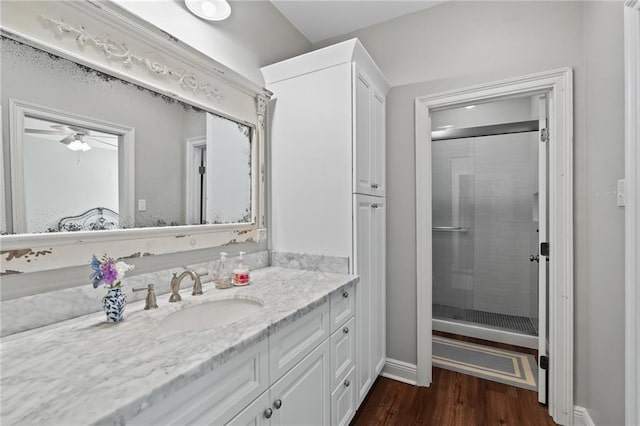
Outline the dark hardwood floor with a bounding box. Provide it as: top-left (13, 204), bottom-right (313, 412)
top-left (352, 333), bottom-right (556, 426)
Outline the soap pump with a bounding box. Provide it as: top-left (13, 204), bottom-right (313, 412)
top-left (214, 252), bottom-right (232, 289)
top-left (233, 251), bottom-right (250, 286)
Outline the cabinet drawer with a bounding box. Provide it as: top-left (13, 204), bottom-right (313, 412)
top-left (330, 316), bottom-right (355, 391)
top-left (270, 302), bottom-right (329, 383)
top-left (331, 367), bottom-right (356, 426)
top-left (271, 339), bottom-right (331, 426)
top-left (226, 390), bottom-right (270, 426)
top-left (129, 339), bottom-right (269, 426)
top-left (329, 283), bottom-right (355, 333)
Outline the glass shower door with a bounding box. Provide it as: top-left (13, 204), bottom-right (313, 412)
top-left (432, 138), bottom-right (476, 320)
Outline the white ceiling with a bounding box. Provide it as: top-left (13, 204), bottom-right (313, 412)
top-left (268, 0), bottom-right (446, 44)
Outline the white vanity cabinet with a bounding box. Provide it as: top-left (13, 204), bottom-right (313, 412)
top-left (130, 286), bottom-right (356, 426)
top-left (262, 38), bottom-right (389, 410)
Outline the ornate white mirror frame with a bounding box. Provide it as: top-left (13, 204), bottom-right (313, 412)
top-left (0, 0), bottom-right (270, 274)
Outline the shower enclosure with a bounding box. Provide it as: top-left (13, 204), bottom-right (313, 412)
top-left (431, 106), bottom-right (540, 347)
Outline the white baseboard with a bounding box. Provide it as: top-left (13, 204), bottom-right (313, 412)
top-left (574, 406), bottom-right (595, 426)
top-left (381, 358), bottom-right (417, 385)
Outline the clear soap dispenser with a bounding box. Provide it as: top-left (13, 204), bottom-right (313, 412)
top-left (233, 251), bottom-right (250, 286)
top-left (214, 252), bottom-right (232, 289)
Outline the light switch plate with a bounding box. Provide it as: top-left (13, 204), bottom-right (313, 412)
top-left (138, 199), bottom-right (147, 211)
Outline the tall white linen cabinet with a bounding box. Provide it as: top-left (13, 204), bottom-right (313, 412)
top-left (262, 38), bottom-right (390, 413)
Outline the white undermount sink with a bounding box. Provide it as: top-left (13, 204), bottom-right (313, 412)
top-left (160, 299), bottom-right (264, 331)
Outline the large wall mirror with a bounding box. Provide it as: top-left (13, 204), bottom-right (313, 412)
top-left (0, 1), bottom-right (268, 274)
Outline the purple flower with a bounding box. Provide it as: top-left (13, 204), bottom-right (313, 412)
top-left (101, 259), bottom-right (119, 285)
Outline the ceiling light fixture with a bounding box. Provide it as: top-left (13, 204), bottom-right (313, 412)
top-left (185, 0), bottom-right (231, 21)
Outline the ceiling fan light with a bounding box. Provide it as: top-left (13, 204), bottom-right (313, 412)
top-left (185, 0), bottom-right (231, 21)
top-left (67, 139), bottom-right (92, 152)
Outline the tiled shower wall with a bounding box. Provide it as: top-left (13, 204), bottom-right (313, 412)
top-left (432, 132), bottom-right (539, 318)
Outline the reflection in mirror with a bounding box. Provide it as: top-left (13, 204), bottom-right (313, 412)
top-left (1, 36), bottom-right (254, 235)
top-left (22, 116), bottom-right (119, 233)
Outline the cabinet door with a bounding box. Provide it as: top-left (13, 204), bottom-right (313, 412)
top-left (353, 64), bottom-right (386, 197)
top-left (227, 391), bottom-right (271, 426)
top-left (371, 88), bottom-right (386, 197)
top-left (353, 195), bottom-right (373, 405)
top-left (353, 195), bottom-right (386, 406)
top-left (353, 65), bottom-right (374, 196)
top-left (270, 340), bottom-right (331, 426)
top-left (372, 199), bottom-right (386, 375)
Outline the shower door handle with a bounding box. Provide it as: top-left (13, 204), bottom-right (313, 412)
top-left (530, 255), bottom-right (540, 263)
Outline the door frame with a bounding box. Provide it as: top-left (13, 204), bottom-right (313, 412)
top-left (185, 136), bottom-right (207, 225)
top-left (624, 1), bottom-right (640, 425)
top-left (415, 68), bottom-right (573, 425)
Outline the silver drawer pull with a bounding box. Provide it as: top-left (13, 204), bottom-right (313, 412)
top-left (264, 408), bottom-right (273, 419)
top-left (342, 291), bottom-right (349, 298)
top-left (371, 183), bottom-right (379, 189)
top-left (371, 204), bottom-right (380, 209)
top-left (344, 379), bottom-right (350, 387)
top-left (343, 327), bottom-right (349, 334)
top-left (273, 399), bottom-right (282, 409)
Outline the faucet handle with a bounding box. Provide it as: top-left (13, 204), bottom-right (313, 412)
top-left (132, 284), bottom-right (159, 310)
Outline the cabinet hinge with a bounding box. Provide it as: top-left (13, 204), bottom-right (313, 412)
top-left (540, 128), bottom-right (549, 143)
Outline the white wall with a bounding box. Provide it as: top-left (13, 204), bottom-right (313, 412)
top-left (113, 0), bottom-right (312, 86)
top-left (316, 1), bottom-right (625, 424)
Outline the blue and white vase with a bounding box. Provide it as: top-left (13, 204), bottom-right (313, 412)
top-left (103, 287), bottom-right (126, 322)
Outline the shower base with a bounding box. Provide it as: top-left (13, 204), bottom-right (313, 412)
top-left (433, 304), bottom-right (538, 336)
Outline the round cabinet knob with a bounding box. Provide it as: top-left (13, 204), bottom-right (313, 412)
top-left (344, 379), bottom-right (350, 387)
top-left (273, 399), bottom-right (282, 409)
top-left (343, 327), bottom-right (349, 334)
top-left (263, 408), bottom-right (273, 419)
top-left (342, 291), bottom-right (349, 298)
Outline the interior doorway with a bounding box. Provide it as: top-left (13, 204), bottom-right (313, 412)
top-left (415, 69), bottom-right (573, 425)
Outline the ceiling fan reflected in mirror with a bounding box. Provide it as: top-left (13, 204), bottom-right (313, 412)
top-left (23, 122), bottom-right (119, 152)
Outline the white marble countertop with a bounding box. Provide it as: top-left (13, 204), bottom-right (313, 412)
top-left (0, 267), bottom-right (358, 426)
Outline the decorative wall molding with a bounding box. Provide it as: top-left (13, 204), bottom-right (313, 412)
top-left (624, 2), bottom-right (640, 426)
top-left (41, 16), bottom-right (221, 100)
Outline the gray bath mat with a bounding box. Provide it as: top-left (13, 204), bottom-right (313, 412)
top-left (432, 335), bottom-right (538, 391)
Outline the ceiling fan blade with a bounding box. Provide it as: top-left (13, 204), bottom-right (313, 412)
top-left (86, 136), bottom-right (118, 148)
top-left (25, 129), bottom-right (68, 135)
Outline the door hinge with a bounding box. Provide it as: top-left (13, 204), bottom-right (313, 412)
top-left (540, 242), bottom-right (549, 257)
top-left (540, 128), bottom-right (549, 143)
top-left (198, 165), bottom-right (206, 175)
top-left (540, 355), bottom-right (549, 370)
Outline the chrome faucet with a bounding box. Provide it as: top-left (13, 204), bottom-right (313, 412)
top-left (168, 270), bottom-right (206, 302)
